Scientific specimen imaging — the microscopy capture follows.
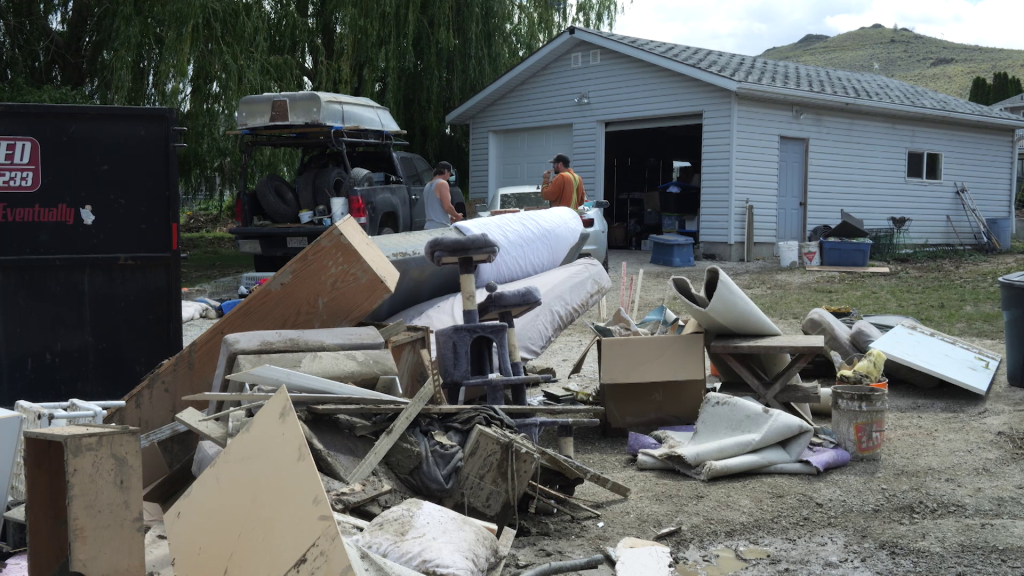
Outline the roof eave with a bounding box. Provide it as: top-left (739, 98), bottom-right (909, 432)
top-left (737, 84), bottom-right (1024, 130)
top-left (570, 29), bottom-right (739, 92)
top-left (446, 32), bottom-right (578, 125)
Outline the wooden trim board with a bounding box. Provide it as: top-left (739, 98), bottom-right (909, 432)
top-left (107, 216), bottom-right (399, 438)
top-left (308, 404), bottom-right (606, 415)
top-left (806, 266), bottom-right (890, 273)
top-left (345, 374), bottom-right (436, 484)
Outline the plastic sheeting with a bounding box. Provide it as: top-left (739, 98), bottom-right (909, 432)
top-left (386, 258), bottom-right (612, 361)
top-left (639, 393), bottom-right (814, 481)
top-left (455, 207), bottom-right (583, 288)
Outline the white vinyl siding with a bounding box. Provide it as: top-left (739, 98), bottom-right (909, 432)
top-left (466, 40), bottom-right (735, 243)
top-left (733, 98), bottom-right (1015, 245)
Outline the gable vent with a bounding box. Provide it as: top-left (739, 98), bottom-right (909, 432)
top-left (571, 52), bottom-right (582, 68)
top-left (590, 49), bottom-right (601, 64)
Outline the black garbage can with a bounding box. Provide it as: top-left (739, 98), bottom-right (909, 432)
top-left (999, 272), bottom-right (1024, 387)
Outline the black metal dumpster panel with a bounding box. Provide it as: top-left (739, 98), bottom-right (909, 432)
top-left (0, 104), bottom-right (182, 405)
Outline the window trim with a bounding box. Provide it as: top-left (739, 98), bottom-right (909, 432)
top-left (905, 149), bottom-right (944, 183)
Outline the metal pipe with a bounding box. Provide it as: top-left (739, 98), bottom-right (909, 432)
top-left (520, 554), bottom-right (605, 576)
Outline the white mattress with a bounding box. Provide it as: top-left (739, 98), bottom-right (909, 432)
top-left (455, 207), bottom-right (583, 288)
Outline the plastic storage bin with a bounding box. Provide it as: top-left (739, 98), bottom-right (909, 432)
top-left (650, 234), bottom-right (695, 267)
top-left (986, 217), bottom-right (1011, 251)
top-left (821, 239), bottom-right (873, 267)
top-left (999, 272), bottom-right (1024, 387)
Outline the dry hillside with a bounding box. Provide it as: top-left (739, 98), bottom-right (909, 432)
top-left (760, 24), bottom-right (1024, 100)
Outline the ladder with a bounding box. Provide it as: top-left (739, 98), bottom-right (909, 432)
top-left (954, 182), bottom-right (1000, 252)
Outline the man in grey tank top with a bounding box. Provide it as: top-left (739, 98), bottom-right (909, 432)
top-left (424, 161), bottom-right (463, 229)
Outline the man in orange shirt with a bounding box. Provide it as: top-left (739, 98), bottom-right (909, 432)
top-left (541, 153), bottom-right (587, 209)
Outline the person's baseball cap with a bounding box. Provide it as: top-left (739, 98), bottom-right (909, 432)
top-left (548, 153), bottom-right (571, 166)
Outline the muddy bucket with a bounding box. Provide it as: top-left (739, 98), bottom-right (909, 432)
top-left (831, 385), bottom-right (887, 461)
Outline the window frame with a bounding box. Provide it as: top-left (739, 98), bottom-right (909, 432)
top-left (905, 149), bottom-right (944, 183)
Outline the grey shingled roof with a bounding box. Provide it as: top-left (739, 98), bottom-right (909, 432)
top-left (992, 94), bottom-right (1024, 108)
top-left (579, 28), bottom-right (1022, 122)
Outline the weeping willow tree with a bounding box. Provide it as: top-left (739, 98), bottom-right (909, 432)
top-left (0, 0), bottom-right (622, 201)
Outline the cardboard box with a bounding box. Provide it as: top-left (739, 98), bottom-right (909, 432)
top-left (598, 328), bottom-right (706, 430)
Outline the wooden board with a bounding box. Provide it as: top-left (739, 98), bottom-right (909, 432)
top-left (227, 365), bottom-right (407, 402)
top-left (174, 407), bottom-right (229, 447)
top-left (184, 392), bottom-right (405, 404)
top-left (308, 404), bottom-right (605, 415)
top-left (869, 322), bottom-right (1001, 395)
top-left (25, 425), bottom-right (143, 576)
top-left (441, 425), bottom-right (538, 527)
top-left (165, 387), bottom-right (351, 575)
top-left (806, 266), bottom-right (890, 273)
top-left (107, 216), bottom-right (399, 437)
top-left (708, 335), bottom-right (825, 355)
top-left (345, 374), bottom-right (436, 484)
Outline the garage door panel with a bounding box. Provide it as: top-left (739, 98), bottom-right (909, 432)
top-left (496, 125), bottom-right (573, 190)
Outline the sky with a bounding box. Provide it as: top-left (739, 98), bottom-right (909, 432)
top-left (612, 0), bottom-right (1024, 56)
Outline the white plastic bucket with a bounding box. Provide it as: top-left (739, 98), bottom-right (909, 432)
top-left (800, 241), bottom-right (822, 267)
top-left (330, 197), bottom-right (349, 222)
top-left (778, 241), bottom-right (799, 269)
top-left (298, 210), bottom-right (313, 224)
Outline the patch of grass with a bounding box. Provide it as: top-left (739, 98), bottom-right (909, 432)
top-left (734, 252), bottom-right (1021, 341)
top-left (180, 232), bottom-right (252, 286)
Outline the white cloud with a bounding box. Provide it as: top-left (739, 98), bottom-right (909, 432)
top-left (612, 0), bottom-right (1024, 55)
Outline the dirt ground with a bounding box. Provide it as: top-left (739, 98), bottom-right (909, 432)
top-left (514, 249), bottom-right (1024, 576)
top-left (185, 249), bottom-right (1024, 575)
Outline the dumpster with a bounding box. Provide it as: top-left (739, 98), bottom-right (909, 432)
top-left (999, 272), bottom-right (1024, 388)
top-left (0, 104), bottom-right (183, 405)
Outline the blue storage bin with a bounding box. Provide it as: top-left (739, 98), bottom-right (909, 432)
top-left (650, 234), bottom-right (695, 267)
top-left (821, 239), bottom-right (872, 267)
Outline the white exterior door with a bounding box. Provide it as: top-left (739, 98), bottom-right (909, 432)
top-left (777, 138), bottom-right (806, 242)
top-left (495, 126), bottom-right (573, 190)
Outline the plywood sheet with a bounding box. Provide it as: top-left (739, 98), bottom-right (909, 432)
top-left (108, 216), bottom-right (399, 435)
top-left (870, 322), bottom-right (1001, 395)
top-left (165, 387), bottom-right (350, 575)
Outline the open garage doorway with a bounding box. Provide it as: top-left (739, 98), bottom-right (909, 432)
top-left (603, 118), bottom-right (702, 250)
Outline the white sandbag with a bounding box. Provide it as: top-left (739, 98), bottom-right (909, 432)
top-left (387, 258), bottom-right (611, 362)
top-left (181, 300), bottom-right (214, 323)
top-left (640, 393), bottom-right (813, 481)
top-left (455, 207), bottom-right (583, 288)
top-left (350, 499), bottom-right (499, 576)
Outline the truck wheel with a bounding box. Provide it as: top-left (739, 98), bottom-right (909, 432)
top-left (315, 167), bottom-right (347, 207)
top-left (377, 213), bottom-right (398, 235)
top-left (255, 175), bottom-right (300, 223)
top-left (296, 169), bottom-right (319, 211)
top-left (344, 167), bottom-right (375, 195)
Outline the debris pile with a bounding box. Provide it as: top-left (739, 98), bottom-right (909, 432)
top-left (0, 219), bottom-right (1008, 575)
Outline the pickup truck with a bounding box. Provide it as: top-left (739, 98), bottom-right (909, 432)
top-left (228, 92), bottom-right (466, 272)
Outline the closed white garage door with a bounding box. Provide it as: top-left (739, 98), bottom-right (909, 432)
top-left (496, 125), bottom-right (573, 190)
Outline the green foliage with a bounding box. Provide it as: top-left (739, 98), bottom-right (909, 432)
top-left (0, 0), bottom-right (622, 200)
top-left (969, 76), bottom-right (991, 105)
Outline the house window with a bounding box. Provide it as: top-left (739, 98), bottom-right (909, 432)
top-left (906, 150), bottom-right (943, 181)
top-left (571, 53), bottom-right (582, 68)
top-left (590, 49), bottom-right (601, 64)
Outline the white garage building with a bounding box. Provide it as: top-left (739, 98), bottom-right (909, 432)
top-left (447, 27), bottom-right (1024, 260)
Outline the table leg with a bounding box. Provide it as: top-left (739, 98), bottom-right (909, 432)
top-left (717, 354), bottom-right (787, 411)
